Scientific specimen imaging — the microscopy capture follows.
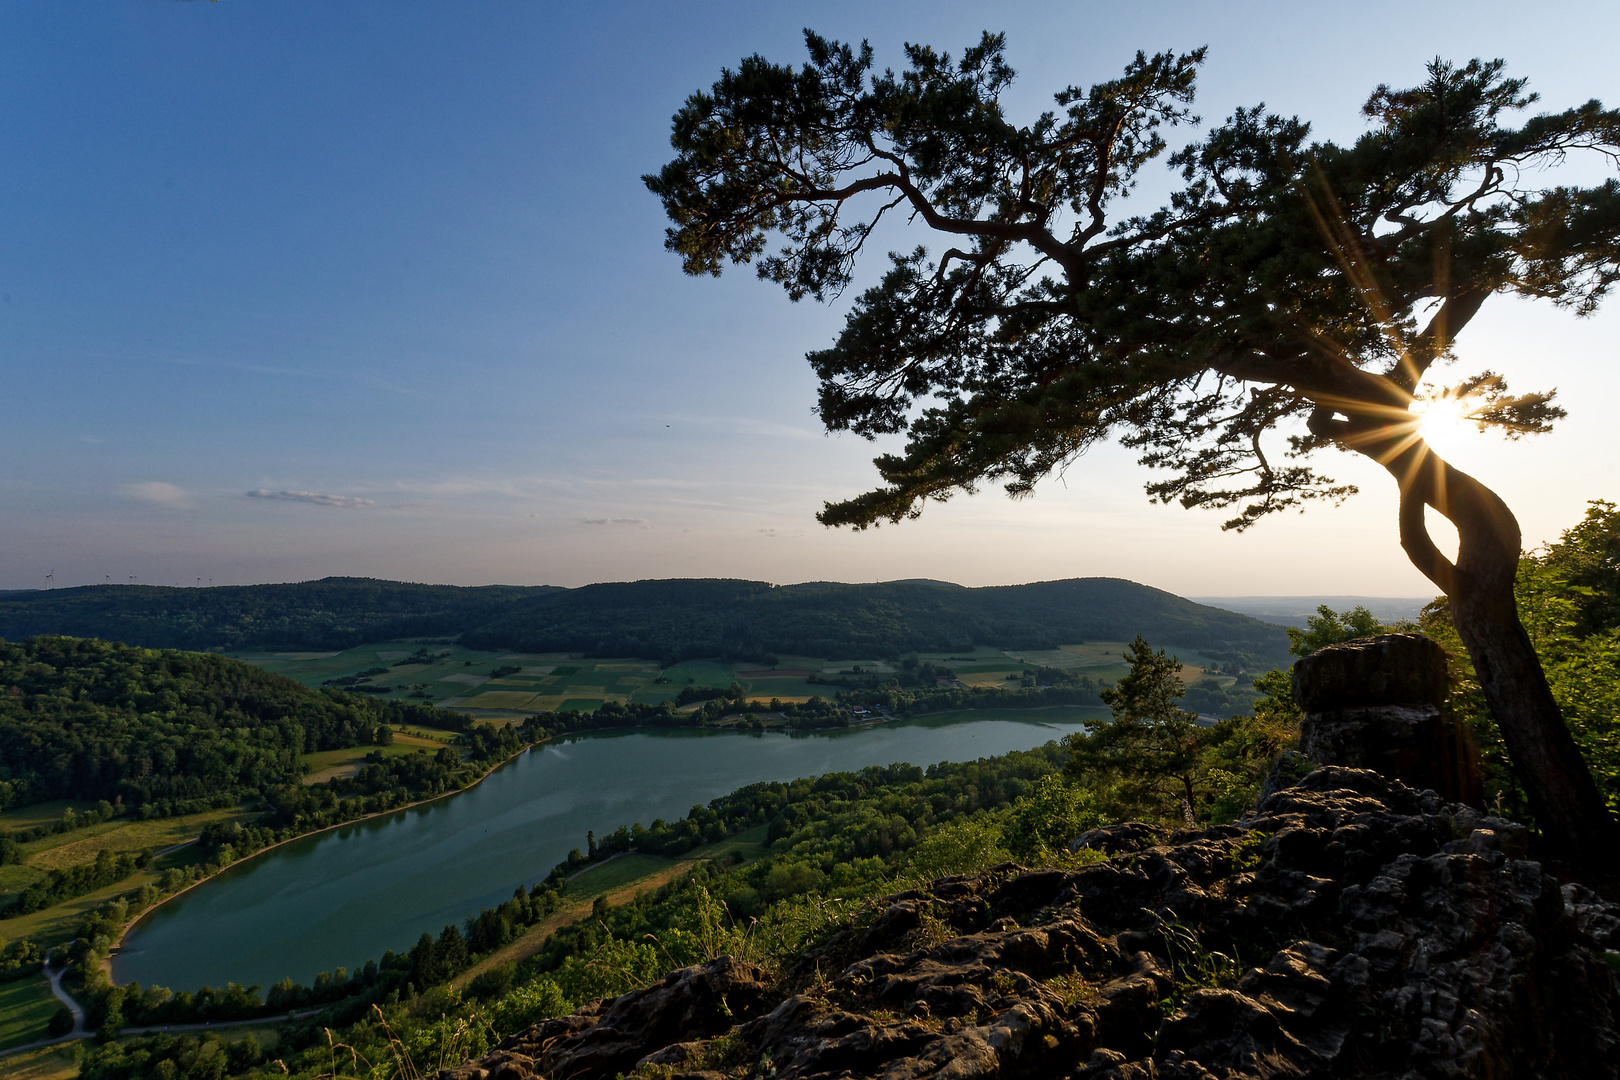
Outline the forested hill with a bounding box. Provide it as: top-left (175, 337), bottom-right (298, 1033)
top-left (460, 577), bottom-right (1290, 669)
top-left (0, 578), bottom-right (557, 652)
top-left (0, 576), bottom-right (1290, 670)
top-left (0, 636), bottom-right (462, 810)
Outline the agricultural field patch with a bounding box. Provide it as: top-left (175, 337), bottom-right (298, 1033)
top-left (914, 646), bottom-right (1009, 663)
top-left (0, 802), bottom-right (98, 832)
top-left (300, 735), bottom-right (448, 784)
top-left (818, 659), bottom-right (894, 673)
top-left (458, 691), bottom-right (540, 711)
top-left (21, 806), bottom-right (248, 870)
top-left (561, 853), bottom-right (672, 899)
top-left (564, 685), bottom-right (610, 698)
top-left (0, 975), bottom-right (58, 1052)
top-left (439, 672), bottom-right (488, 686)
top-left (0, 835), bottom-right (208, 946)
top-left (595, 661), bottom-right (660, 674)
top-left (392, 724), bottom-right (458, 743)
top-left (629, 684), bottom-right (682, 706)
top-left (233, 642), bottom-right (541, 707)
top-left (955, 668), bottom-right (1027, 688)
top-left (0, 1044), bottom-right (79, 1079)
top-left (739, 675), bottom-right (824, 703)
top-left (0, 863), bottom-right (46, 902)
top-left (558, 698), bottom-right (604, 713)
top-left (687, 822), bottom-right (770, 862)
top-left (661, 660), bottom-right (735, 686)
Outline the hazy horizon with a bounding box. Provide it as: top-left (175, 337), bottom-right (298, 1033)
top-left (0, 571), bottom-right (1433, 606)
top-left (4, 2), bottom-right (1616, 595)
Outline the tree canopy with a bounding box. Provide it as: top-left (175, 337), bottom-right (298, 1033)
top-left (650, 33), bottom-right (1620, 858)
top-left (0, 636), bottom-right (462, 810)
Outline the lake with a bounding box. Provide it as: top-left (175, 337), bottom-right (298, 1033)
top-left (111, 710), bottom-right (1104, 992)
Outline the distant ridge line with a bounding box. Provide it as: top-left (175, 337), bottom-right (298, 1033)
top-left (0, 575), bottom-right (1292, 671)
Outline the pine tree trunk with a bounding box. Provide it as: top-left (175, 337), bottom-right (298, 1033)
top-left (1369, 435), bottom-right (1615, 862)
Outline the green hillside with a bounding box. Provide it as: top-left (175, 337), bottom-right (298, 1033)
top-left (461, 577), bottom-right (1290, 670)
top-left (0, 636), bottom-right (465, 810)
top-left (0, 576), bottom-right (1291, 672)
top-left (0, 578), bottom-right (557, 653)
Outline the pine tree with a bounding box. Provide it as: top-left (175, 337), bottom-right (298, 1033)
top-left (1065, 636), bottom-right (1209, 820)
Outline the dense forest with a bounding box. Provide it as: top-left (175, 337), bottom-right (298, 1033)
top-left (0, 579), bottom-right (556, 653)
top-left (0, 576), bottom-right (1291, 671)
top-left (0, 636), bottom-right (466, 810)
top-left (456, 576), bottom-right (1289, 669)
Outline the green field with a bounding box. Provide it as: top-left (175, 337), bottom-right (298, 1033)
top-left (17, 806), bottom-right (246, 872)
top-left (0, 803), bottom-right (98, 832)
top-left (0, 803), bottom-right (251, 918)
top-left (233, 641), bottom-right (584, 710)
top-left (736, 674), bottom-right (825, 703)
top-left (300, 731), bottom-right (454, 783)
top-left (0, 976), bottom-right (59, 1052)
top-left (0, 1044), bottom-right (78, 1079)
top-left (235, 640), bottom-right (1167, 719)
top-left (561, 823), bottom-right (773, 901)
top-left (560, 853), bottom-right (673, 899)
top-left (686, 823), bottom-right (770, 863)
top-left (0, 807), bottom-right (235, 946)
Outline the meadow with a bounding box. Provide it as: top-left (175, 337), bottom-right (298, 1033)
top-left (299, 730), bottom-right (455, 784)
top-left (0, 977), bottom-right (59, 1053)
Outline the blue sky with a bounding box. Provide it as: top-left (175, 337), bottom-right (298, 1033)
top-left (3, 1), bottom-right (1617, 595)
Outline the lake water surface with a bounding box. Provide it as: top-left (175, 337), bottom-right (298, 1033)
top-left (112, 711), bottom-right (1103, 992)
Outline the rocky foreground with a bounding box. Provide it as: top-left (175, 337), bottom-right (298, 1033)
top-left (435, 768), bottom-right (1620, 1079)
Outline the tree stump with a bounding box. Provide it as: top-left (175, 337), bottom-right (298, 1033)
top-left (1291, 633), bottom-right (1482, 804)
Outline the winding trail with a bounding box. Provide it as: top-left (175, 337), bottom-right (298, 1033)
top-left (0, 957), bottom-right (84, 1058)
top-left (0, 957), bottom-right (321, 1059)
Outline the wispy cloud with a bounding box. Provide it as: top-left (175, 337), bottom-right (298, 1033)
top-left (123, 481), bottom-right (193, 508)
top-left (580, 516), bottom-right (652, 528)
top-left (247, 489), bottom-right (377, 509)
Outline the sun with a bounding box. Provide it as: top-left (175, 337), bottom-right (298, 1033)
top-left (1411, 393), bottom-right (1480, 459)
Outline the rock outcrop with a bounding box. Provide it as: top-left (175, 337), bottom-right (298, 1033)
top-left (1292, 635), bottom-right (1482, 804)
top-left (434, 767), bottom-right (1619, 1080)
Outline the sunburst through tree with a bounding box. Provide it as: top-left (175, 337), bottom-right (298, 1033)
top-left (649, 36), bottom-right (1620, 862)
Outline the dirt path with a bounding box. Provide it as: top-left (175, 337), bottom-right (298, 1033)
top-left (450, 860), bottom-right (698, 992)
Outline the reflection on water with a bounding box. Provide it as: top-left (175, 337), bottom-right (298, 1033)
top-left (112, 711), bottom-right (1104, 991)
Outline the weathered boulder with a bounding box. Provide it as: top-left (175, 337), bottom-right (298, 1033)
top-left (433, 767), bottom-right (1619, 1080)
top-left (1290, 633), bottom-right (1449, 712)
top-left (1292, 634), bottom-right (1482, 804)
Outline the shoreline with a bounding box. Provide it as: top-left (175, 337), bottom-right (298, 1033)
top-left (100, 707), bottom-right (1097, 986)
top-left (103, 739), bottom-right (542, 983)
